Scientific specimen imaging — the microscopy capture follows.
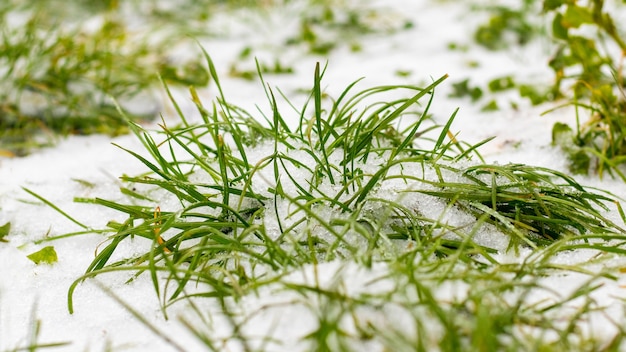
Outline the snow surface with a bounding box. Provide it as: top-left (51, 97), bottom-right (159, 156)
top-left (2, 1), bottom-right (626, 351)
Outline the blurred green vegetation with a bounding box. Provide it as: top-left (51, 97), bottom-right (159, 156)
top-left (468, 0), bottom-right (626, 180)
top-left (0, 0), bottom-right (409, 157)
top-left (0, 0), bottom-right (211, 156)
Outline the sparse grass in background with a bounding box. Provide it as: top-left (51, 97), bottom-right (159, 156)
top-left (7, 0), bottom-right (626, 350)
top-left (465, 0), bottom-right (626, 181)
top-left (0, 0), bottom-right (409, 157)
top-left (41, 52), bottom-right (626, 350)
top-left (0, 1), bottom-right (210, 156)
top-left (473, 0), bottom-right (538, 50)
top-left (286, 1), bottom-right (413, 55)
top-left (544, 0), bottom-right (626, 181)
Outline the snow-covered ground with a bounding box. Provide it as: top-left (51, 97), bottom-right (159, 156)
top-left (2, 1), bottom-right (626, 351)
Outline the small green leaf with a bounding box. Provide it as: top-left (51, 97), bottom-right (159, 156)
top-left (481, 100), bottom-right (499, 112)
top-left (27, 246), bottom-right (58, 265)
top-left (0, 222), bottom-right (10, 242)
top-left (519, 84), bottom-right (551, 105)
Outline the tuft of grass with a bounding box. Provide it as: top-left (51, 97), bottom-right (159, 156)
top-left (466, 0), bottom-right (626, 181)
top-left (65, 57), bottom-right (460, 310)
top-left (28, 48), bottom-right (625, 350)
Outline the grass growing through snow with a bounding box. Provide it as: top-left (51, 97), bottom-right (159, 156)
top-left (546, 1), bottom-right (626, 181)
top-left (49, 51), bottom-right (626, 351)
top-left (467, 1), bottom-right (626, 181)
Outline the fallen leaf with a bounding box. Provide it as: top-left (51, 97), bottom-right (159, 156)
top-left (27, 246), bottom-right (58, 265)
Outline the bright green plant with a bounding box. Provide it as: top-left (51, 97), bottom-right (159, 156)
top-left (544, 0), bottom-right (626, 179)
top-left (22, 50), bottom-right (623, 350)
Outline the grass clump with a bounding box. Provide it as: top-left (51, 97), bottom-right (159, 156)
top-left (0, 3), bottom-right (209, 156)
top-left (544, 0), bottom-right (626, 180)
top-left (0, 0), bottom-right (411, 157)
top-left (465, 1), bottom-right (626, 182)
top-left (37, 48), bottom-right (626, 350)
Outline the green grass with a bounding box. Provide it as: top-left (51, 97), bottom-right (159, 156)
top-left (0, 1), bottom-right (210, 156)
top-left (466, 1), bottom-right (626, 181)
top-left (32, 51), bottom-right (624, 351)
top-left (6, 0), bottom-right (626, 350)
top-left (0, 0), bottom-right (409, 156)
